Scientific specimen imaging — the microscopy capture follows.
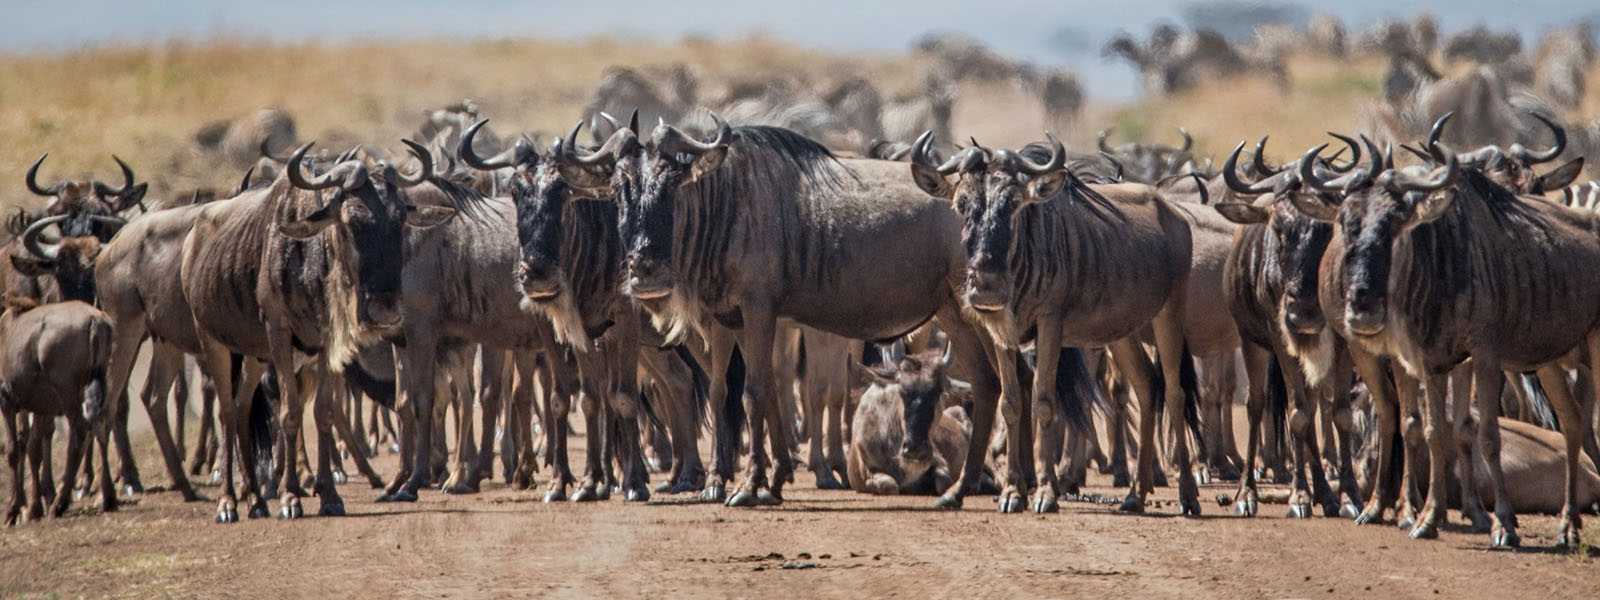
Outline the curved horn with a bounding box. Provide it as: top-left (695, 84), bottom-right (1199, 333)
top-left (565, 120), bottom-right (632, 167)
top-left (628, 109), bottom-right (640, 136)
top-left (1298, 143), bottom-right (1341, 192)
top-left (657, 112), bottom-right (730, 156)
top-left (21, 214), bottom-right (68, 262)
top-left (1509, 112), bottom-right (1565, 165)
top-left (235, 165), bottom-right (256, 195)
top-left (287, 143), bottom-right (366, 191)
top-left (911, 131), bottom-right (963, 174)
top-left (91, 155), bottom-right (136, 198)
top-left (25, 154), bottom-right (61, 197)
top-left (1250, 136), bottom-right (1281, 175)
top-left (1098, 151), bottom-right (1125, 181)
top-left (336, 145), bottom-right (362, 164)
top-left (1425, 112), bottom-right (1453, 151)
top-left (397, 139), bottom-right (432, 187)
top-left (1223, 141), bottom-right (1276, 195)
top-left (459, 119), bottom-right (521, 170)
top-left (1015, 133), bottom-right (1065, 175)
top-left (1326, 132), bottom-right (1362, 172)
top-left (940, 340), bottom-right (955, 369)
top-left (1399, 143), bottom-right (1435, 164)
top-left (1401, 142), bottom-right (1459, 192)
top-left (89, 214), bottom-right (126, 232)
top-left (595, 112), bottom-right (623, 141)
top-left (1097, 128), bottom-right (1113, 154)
top-left (1175, 127), bottom-right (1193, 153)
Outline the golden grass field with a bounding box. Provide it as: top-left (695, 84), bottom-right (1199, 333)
top-left (2, 35), bottom-right (1597, 215)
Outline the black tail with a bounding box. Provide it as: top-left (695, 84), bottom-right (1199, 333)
top-left (724, 346), bottom-right (747, 433)
top-left (1054, 347), bottom-right (1104, 437)
top-left (341, 358), bottom-right (396, 410)
top-left (248, 362), bottom-right (279, 486)
top-left (82, 367), bottom-right (108, 427)
top-left (1178, 343), bottom-right (1204, 459)
top-left (673, 344), bottom-right (711, 431)
top-left (795, 334), bottom-right (807, 380)
top-left (1517, 372), bottom-right (1558, 431)
top-left (1266, 352), bottom-right (1288, 454)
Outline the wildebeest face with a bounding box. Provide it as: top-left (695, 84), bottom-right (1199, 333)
top-left (624, 119), bottom-right (728, 300)
top-left (863, 349), bottom-right (952, 469)
top-left (510, 156), bottom-right (607, 303)
top-left (280, 142), bottom-right (453, 328)
top-left (1217, 197), bottom-right (1335, 335)
top-left (25, 154), bottom-right (145, 242)
top-left (8, 214), bottom-right (114, 303)
top-left (962, 141), bottom-right (1067, 314)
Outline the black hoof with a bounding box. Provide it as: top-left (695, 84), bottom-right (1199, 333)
top-left (935, 494), bottom-right (963, 510)
top-left (1408, 523), bottom-right (1439, 540)
top-left (442, 483), bottom-right (478, 495)
top-left (1492, 529), bottom-right (1520, 549)
top-left (1287, 504), bottom-right (1311, 519)
top-left (319, 502), bottom-right (346, 517)
top-left (998, 493), bottom-right (1024, 514)
top-left (653, 481), bottom-right (672, 494)
top-left (1181, 499), bottom-right (1202, 518)
top-left (216, 508), bottom-right (239, 524)
top-left (1321, 501), bottom-right (1342, 518)
top-left (1234, 498), bottom-right (1257, 517)
top-left (625, 487), bottom-right (650, 502)
top-left (247, 502), bottom-right (270, 519)
top-left (1354, 507), bottom-right (1382, 526)
top-left (1117, 496), bottom-right (1145, 514)
top-left (672, 480), bottom-right (703, 494)
top-left (570, 487), bottom-right (600, 502)
top-left (815, 475), bottom-right (848, 491)
top-left (277, 503), bottom-right (302, 520)
top-left (1111, 473), bottom-right (1130, 488)
top-left (756, 490), bottom-right (781, 506)
top-left (726, 490), bottom-right (758, 507)
top-left (332, 472), bottom-right (348, 485)
top-left (388, 489), bottom-right (418, 503)
top-left (1032, 494), bottom-right (1059, 514)
top-left (1216, 464), bottom-right (1242, 482)
top-left (1340, 503), bottom-right (1361, 520)
top-left (542, 489), bottom-right (567, 503)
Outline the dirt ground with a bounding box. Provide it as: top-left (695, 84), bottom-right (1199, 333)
top-left (3, 405), bottom-right (1599, 600)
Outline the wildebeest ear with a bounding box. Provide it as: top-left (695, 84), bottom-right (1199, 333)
top-left (856, 362), bottom-right (898, 387)
top-left (1213, 202), bottom-right (1268, 224)
top-left (1534, 158), bottom-right (1584, 193)
top-left (1407, 190), bottom-right (1456, 226)
top-left (1025, 171), bottom-right (1068, 202)
top-left (685, 147), bottom-right (728, 185)
top-left (405, 205), bottom-right (456, 229)
top-left (910, 163), bottom-right (953, 199)
top-left (1288, 193), bottom-right (1339, 222)
top-left (278, 205), bottom-right (338, 239)
top-left (9, 254), bottom-right (52, 276)
top-left (118, 183), bottom-right (149, 212)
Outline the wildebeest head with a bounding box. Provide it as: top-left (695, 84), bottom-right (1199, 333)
top-left (1096, 127), bottom-right (1194, 183)
top-left (621, 114), bottom-right (732, 300)
top-left (1295, 135), bottom-right (1460, 337)
top-left (279, 140), bottom-right (455, 328)
top-left (25, 153), bottom-right (144, 240)
top-left (952, 134), bottom-right (1067, 313)
top-left (1409, 112), bottom-right (1584, 195)
top-left (862, 345), bottom-right (954, 469)
top-left (7, 213), bottom-right (119, 303)
top-left (1213, 135), bottom-right (1358, 337)
top-left (908, 130), bottom-right (992, 290)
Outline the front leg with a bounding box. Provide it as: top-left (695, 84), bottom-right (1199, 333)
top-left (993, 346), bottom-right (1028, 514)
top-left (727, 305), bottom-right (785, 507)
top-left (1029, 316), bottom-right (1065, 514)
top-left (934, 303), bottom-right (1003, 510)
top-left (1409, 372), bottom-right (1451, 540)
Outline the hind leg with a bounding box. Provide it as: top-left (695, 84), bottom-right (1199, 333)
top-left (1233, 342), bottom-right (1269, 517)
top-left (25, 418), bottom-right (50, 521)
top-left (52, 417), bottom-right (90, 518)
top-left (1449, 363), bottom-right (1490, 532)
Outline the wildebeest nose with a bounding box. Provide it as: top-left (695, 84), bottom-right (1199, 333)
top-left (520, 263), bottom-right (561, 299)
top-left (1344, 308), bottom-right (1386, 335)
top-left (626, 260), bottom-right (673, 300)
top-left (965, 272), bottom-right (1009, 311)
top-left (359, 296), bottom-right (402, 327)
top-left (1283, 302), bottom-right (1325, 334)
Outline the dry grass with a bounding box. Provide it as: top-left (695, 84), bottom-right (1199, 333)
top-left (2, 39), bottom-right (1597, 215)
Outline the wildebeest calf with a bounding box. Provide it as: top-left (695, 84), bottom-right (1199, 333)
top-left (848, 348), bottom-right (977, 495)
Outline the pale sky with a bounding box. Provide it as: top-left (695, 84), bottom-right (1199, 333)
top-left (5, 1), bottom-right (1596, 100)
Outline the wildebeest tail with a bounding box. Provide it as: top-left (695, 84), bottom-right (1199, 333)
top-left (82, 318), bottom-right (112, 425)
top-left (341, 357), bottom-right (396, 410)
top-left (673, 344), bottom-right (711, 431)
top-left (1517, 372), bottom-right (1558, 431)
top-left (724, 346), bottom-right (747, 436)
top-left (249, 362), bottom-right (280, 486)
top-left (1053, 347), bottom-right (1103, 437)
top-left (1266, 353), bottom-right (1287, 449)
top-left (1178, 343), bottom-right (1204, 459)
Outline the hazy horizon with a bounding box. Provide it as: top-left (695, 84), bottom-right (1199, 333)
top-left (6, 1), bottom-right (1598, 100)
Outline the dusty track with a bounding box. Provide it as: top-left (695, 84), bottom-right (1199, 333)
top-left (3, 423), bottom-right (1598, 599)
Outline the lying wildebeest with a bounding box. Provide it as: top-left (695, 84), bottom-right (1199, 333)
top-left (1298, 132), bottom-right (1600, 549)
top-left (561, 115), bottom-right (1005, 510)
top-left (850, 347), bottom-right (974, 495)
top-left (1, 297), bottom-right (114, 525)
top-left (911, 133), bottom-right (1199, 515)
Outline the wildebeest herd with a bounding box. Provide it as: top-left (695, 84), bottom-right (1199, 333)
top-left (6, 15), bottom-right (1600, 560)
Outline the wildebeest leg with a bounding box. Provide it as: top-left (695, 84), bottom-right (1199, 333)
top-left (1351, 348), bottom-right (1399, 525)
top-left (1463, 355), bottom-right (1519, 547)
top-left (310, 366), bottom-right (345, 517)
top-left (141, 344), bottom-right (200, 501)
top-left (1327, 345), bottom-right (1361, 517)
top-left (775, 324), bottom-right (803, 465)
top-left (269, 345), bottom-right (314, 520)
top-left (328, 385), bottom-right (382, 489)
top-left (1318, 386), bottom-right (1339, 476)
top-left (826, 378), bottom-right (850, 486)
top-left (4, 409), bottom-right (22, 526)
top-left (393, 334), bottom-right (437, 503)
top-left (1106, 366), bottom-right (1132, 487)
top-left (110, 370), bottom-right (142, 495)
top-left (1393, 372), bottom-right (1426, 529)
top-left (802, 334), bottom-right (845, 491)
top-left (1449, 363), bottom-right (1490, 532)
top-left (1157, 312), bottom-right (1200, 517)
top-left (196, 342), bottom-right (257, 522)
top-left (1110, 338), bottom-right (1161, 514)
top-left (1409, 372), bottom-right (1451, 540)
top-left (1552, 341), bottom-right (1600, 549)
top-left (1233, 342), bottom-right (1270, 517)
top-left (25, 418), bottom-right (50, 521)
top-left (189, 379), bottom-right (217, 478)
top-left (727, 307), bottom-right (789, 507)
top-left (471, 350), bottom-right (505, 490)
top-left (541, 359), bottom-right (577, 503)
top-left (1029, 319), bottom-right (1066, 514)
top-left (51, 415), bottom-right (89, 518)
top-left (697, 330), bottom-right (738, 503)
top-left (606, 325), bottom-right (651, 502)
top-left (1276, 348), bottom-right (1336, 519)
top-left (935, 306), bottom-right (1002, 510)
top-left (510, 351), bottom-right (539, 489)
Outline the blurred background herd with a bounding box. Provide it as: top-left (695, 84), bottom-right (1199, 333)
top-left (3, 1), bottom-right (1599, 212)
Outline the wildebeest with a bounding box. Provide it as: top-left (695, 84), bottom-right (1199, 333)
top-left (849, 347), bottom-right (974, 495)
top-left (1, 298), bottom-right (114, 525)
top-left (1298, 133), bottom-right (1600, 548)
top-left (195, 107), bottom-right (299, 168)
top-left (880, 73), bottom-right (956, 152)
top-left (562, 115), bottom-right (1005, 510)
top-left (912, 134), bottom-right (1199, 515)
top-left (180, 142), bottom-right (454, 521)
top-left (583, 65), bottom-right (698, 135)
top-left (24, 153), bottom-right (144, 240)
top-left (1097, 127), bottom-right (1194, 184)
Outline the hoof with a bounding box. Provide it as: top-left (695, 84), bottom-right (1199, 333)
top-left (332, 472), bottom-right (348, 485)
top-left (1286, 503), bottom-right (1312, 519)
top-left (653, 481), bottom-right (672, 494)
top-left (625, 487), bottom-right (650, 502)
top-left (1216, 463), bottom-right (1242, 482)
top-left (935, 494), bottom-right (963, 510)
top-left (1321, 501), bottom-right (1343, 518)
top-left (699, 485), bottom-right (727, 504)
top-left (387, 443), bottom-right (401, 454)
top-left (1408, 522), bottom-right (1439, 540)
top-left (1492, 528), bottom-right (1521, 549)
top-left (122, 484), bottom-right (139, 497)
top-left (1340, 503), bottom-right (1361, 520)
top-left (216, 508), bottom-right (239, 524)
top-left (276, 501), bottom-right (303, 520)
top-left (997, 491), bottom-right (1024, 514)
top-left (1111, 473), bottom-right (1130, 488)
top-left (245, 500), bottom-right (270, 519)
top-left (1234, 498), bottom-right (1257, 517)
top-left (1196, 468), bottom-right (1211, 485)
top-left (1031, 492), bottom-right (1059, 514)
top-left (209, 470), bottom-right (222, 483)
top-left (1466, 512), bottom-right (1493, 534)
top-left (671, 480), bottom-right (703, 495)
top-left (1117, 496), bottom-right (1145, 514)
top-left (388, 488), bottom-right (418, 503)
top-left (756, 490), bottom-right (781, 506)
top-left (726, 489), bottom-right (758, 507)
top-left (442, 483), bottom-right (478, 495)
top-left (542, 489), bottom-right (568, 503)
top-left (1180, 498), bottom-right (1202, 518)
top-left (570, 486), bottom-right (601, 502)
top-left (319, 502), bottom-right (346, 517)
top-left (1354, 506), bottom-right (1383, 526)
